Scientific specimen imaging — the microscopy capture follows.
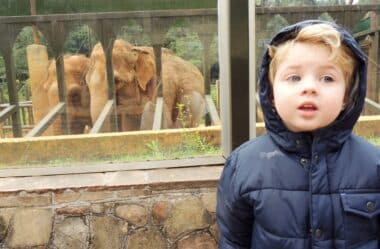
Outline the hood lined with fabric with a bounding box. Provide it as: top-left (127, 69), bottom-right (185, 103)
top-left (258, 20), bottom-right (368, 156)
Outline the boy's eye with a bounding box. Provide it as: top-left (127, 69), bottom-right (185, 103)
top-left (320, 75), bottom-right (334, 83)
top-left (286, 75), bottom-right (301, 82)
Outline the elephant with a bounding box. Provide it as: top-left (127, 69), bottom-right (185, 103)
top-left (42, 54), bottom-right (92, 135)
top-left (85, 39), bottom-right (206, 132)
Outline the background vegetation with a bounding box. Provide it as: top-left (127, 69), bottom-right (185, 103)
top-left (0, 0), bottom-right (376, 106)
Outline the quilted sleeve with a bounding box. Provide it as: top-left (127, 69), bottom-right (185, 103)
top-left (216, 152), bottom-right (254, 249)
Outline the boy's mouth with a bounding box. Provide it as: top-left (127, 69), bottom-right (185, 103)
top-left (298, 103), bottom-right (318, 111)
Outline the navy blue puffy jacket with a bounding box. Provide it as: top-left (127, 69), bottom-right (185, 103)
top-left (217, 20), bottom-right (380, 249)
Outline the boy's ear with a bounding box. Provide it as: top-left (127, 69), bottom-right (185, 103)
top-left (268, 45), bottom-right (276, 58)
top-left (342, 95), bottom-right (349, 111)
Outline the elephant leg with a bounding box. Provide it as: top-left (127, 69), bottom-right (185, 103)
top-left (120, 114), bottom-right (141, 131)
top-left (162, 104), bottom-right (174, 129)
top-left (140, 101), bottom-right (155, 130)
top-left (174, 91), bottom-right (206, 128)
top-left (188, 91), bottom-right (206, 127)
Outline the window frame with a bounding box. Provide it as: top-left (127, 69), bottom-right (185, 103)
top-left (0, 1), bottom-right (255, 176)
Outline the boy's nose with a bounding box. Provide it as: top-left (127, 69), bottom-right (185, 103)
top-left (301, 78), bottom-right (317, 95)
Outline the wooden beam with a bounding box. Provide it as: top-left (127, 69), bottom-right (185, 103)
top-left (153, 97), bottom-right (163, 130)
top-left (26, 102), bottom-right (65, 137)
top-left (0, 105), bottom-right (16, 123)
top-left (205, 95), bottom-right (220, 126)
top-left (90, 100), bottom-right (114, 134)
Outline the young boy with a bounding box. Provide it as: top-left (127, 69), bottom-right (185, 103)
top-left (217, 20), bottom-right (380, 249)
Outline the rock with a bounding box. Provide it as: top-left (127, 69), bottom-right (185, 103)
top-left (152, 201), bottom-right (170, 225)
top-left (200, 193), bottom-right (217, 213)
top-left (209, 223), bottom-right (220, 243)
top-left (115, 204), bottom-right (148, 227)
top-left (127, 227), bottom-right (166, 249)
top-left (164, 196), bottom-right (210, 239)
top-left (177, 232), bottom-right (217, 249)
top-left (8, 208), bottom-right (53, 248)
top-left (53, 217), bottom-right (88, 249)
top-left (91, 216), bottom-right (123, 249)
top-left (90, 204), bottom-right (105, 214)
top-left (0, 208), bottom-right (14, 242)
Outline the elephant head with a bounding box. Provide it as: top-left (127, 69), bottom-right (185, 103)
top-left (86, 39), bottom-right (158, 131)
top-left (43, 54), bottom-right (92, 135)
top-left (86, 39), bottom-right (205, 132)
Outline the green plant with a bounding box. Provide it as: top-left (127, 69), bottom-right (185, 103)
top-left (175, 97), bottom-right (219, 154)
top-left (367, 136), bottom-right (380, 146)
top-left (145, 140), bottom-right (165, 159)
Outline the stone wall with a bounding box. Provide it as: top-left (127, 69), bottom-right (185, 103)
top-left (0, 166), bottom-right (222, 249)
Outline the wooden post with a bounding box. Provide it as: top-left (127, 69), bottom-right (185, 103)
top-left (26, 45), bottom-right (50, 132)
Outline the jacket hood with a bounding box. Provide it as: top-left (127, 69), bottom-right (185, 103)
top-left (258, 20), bottom-right (367, 156)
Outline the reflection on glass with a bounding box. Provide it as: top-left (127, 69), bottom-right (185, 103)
top-left (255, 1), bottom-right (380, 144)
top-left (0, 1), bottom-right (221, 168)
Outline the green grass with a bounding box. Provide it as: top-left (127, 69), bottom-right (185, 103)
top-left (366, 136), bottom-right (380, 146)
top-left (0, 131), bottom-right (221, 169)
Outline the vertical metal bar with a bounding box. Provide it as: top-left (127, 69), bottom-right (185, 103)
top-left (153, 44), bottom-right (163, 129)
top-left (50, 20), bottom-right (70, 135)
top-left (2, 46), bottom-right (22, 137)
top-left (203, 42), bottom-right (211, 95)
top-left (218, 0), bottom-right (232, 156)
top-left (230, 0), bottom-right (250, 149)
top-left (153, 44), bottom-right (163, 98)
top-left (202, 40), bottom-right (212, 126)
top-left (249, 0), bottom-right (256, 139)
top-left (55, 53), bottom-right (70, 134)
top-left (104, 39), bottom-right (117, 131)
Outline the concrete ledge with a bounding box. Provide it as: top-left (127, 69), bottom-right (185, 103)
top-left (0, 126), bottom-right (221, 166)
top-left (1, 115), bottom-right (380, 166)
top-left (354, 115), bottom-right (380, 137)
top-left (257, 115), bottom-right (380, 138)
top-left (0, 165), bottom-right (223, 193)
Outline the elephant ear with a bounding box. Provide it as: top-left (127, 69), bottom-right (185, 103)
top-left (133, 47), bottom-right (156, 91)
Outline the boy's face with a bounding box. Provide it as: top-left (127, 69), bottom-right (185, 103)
top-left (272, 42), bottom-right (346, 133)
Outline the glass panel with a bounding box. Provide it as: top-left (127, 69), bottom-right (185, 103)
top-left (0, 0), bottom-right (222, 169)
top-left (254, 0), bottom-right (380, 145)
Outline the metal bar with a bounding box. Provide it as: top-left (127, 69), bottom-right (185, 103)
top-left (205, 95), bottom-right (220, 126)
top-left (0, 105), bottom-right (16, 123)
top-left (90, 100), bottom-right (115, 134)
top-left (152, 97), bottom-right (163, 130)
top-left (365, 97), bottom-right (380, 111)
top-left (249, 0), bottom-right (256, 139)
top-left (0, 5), bottom-right (378, 24)
top-left (354, 27), bottom-right (380, 38)
top-left (0, 9), bottom-right (217, 24)
top-left (153, 44), bottom-right (163, 98)
top-left (230, 0), bottom-right (249, 149)
top-left (0, 101), bottom-right (32, 108)
top-left (201, 39), bottom-right (212, 126)
top-left (2, 44), bottom-right (22, 137)
top-left (101, 21), bottom-right (117, 132)
top-left (218, 0), bottom-right (232, 156)
top-left (3, 125), bottom-right (33, 129)
top-left (53, 20), bottom-right (70, 135)
top-left (25, 102), bottom-right (65, 137)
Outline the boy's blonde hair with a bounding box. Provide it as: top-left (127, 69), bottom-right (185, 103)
top-left (268, 23), bottom-right (357, 92)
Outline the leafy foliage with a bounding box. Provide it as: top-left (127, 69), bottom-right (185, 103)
top-left (63, 25), bottom-right (98, 56)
